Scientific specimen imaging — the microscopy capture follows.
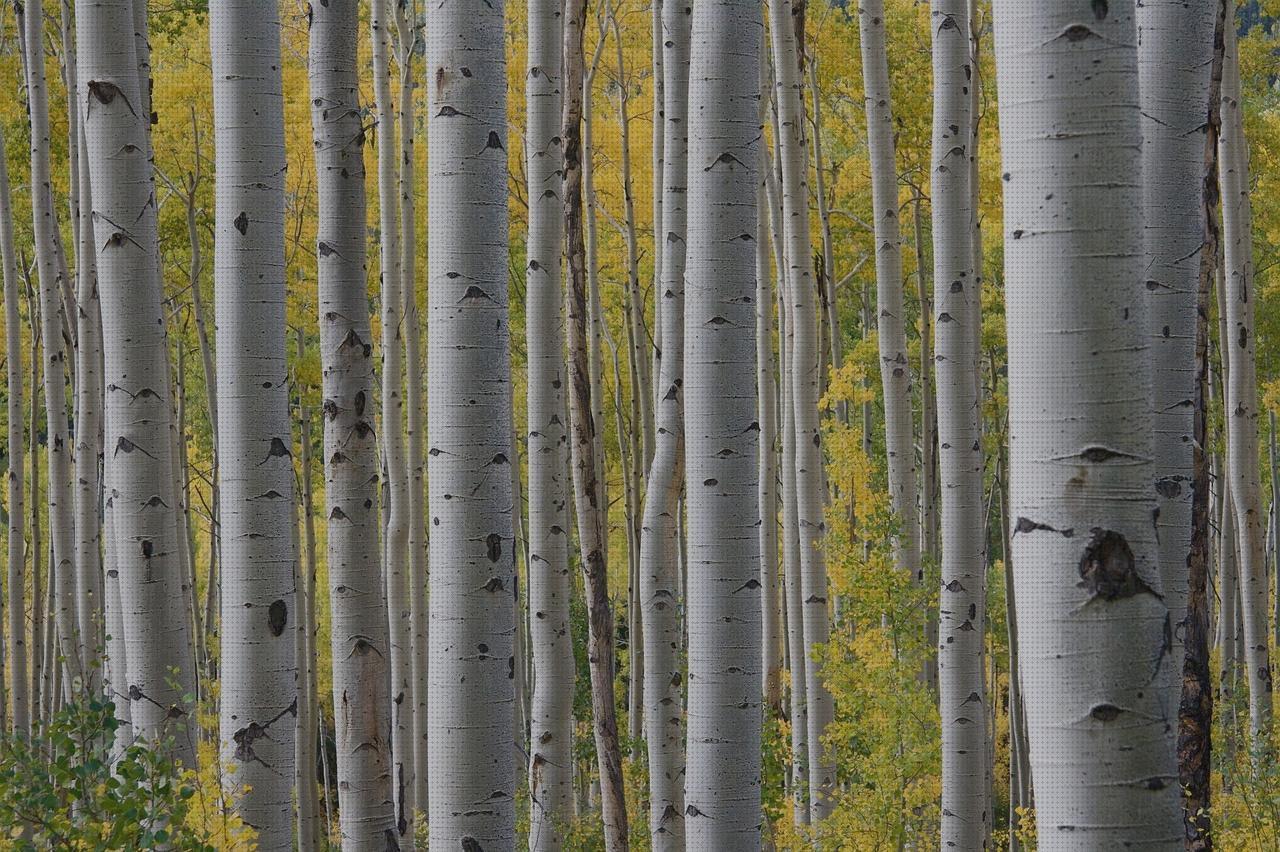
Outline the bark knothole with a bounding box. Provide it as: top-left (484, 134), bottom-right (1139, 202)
top-left (1077, 528), bottom-right (1158, 601)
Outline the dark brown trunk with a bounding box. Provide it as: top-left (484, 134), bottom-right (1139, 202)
top-left (562, 0), bottom-right (629, 846)
top-left (1178, 3), bottom-right (1225, 848)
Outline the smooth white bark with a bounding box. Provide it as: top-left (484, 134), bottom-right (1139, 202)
top-left (930, 2), bottom-right (986, 846)
top-left (993, 0), bottom-right (1182, 845)
top-left (858, 0), bottom-right (921, 600)
top-left (426, 0), bottom-right (518, 844)
top-left (211, 1), bottom-right (298, 842)
top-left (1219, 10), bottom-right (1272, 745)
top-left (683, 0), bottom-right (762, 844)
top-left (77, 0), bottom-right (196, 763)
top-left (309, 1), bottom-right (397, 845)
top-left (639, 0), bottom-right (691, 844)
top-left (525, 0), bottom-right (574, 843)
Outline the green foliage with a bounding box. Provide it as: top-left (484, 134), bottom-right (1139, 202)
top-left (0, 699), bottom-right (229, 850)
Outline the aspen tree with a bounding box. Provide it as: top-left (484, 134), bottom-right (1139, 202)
top-left (525, 0), bottom-right (575, 841)
top-left (426, 0), bottom-right (519, 844)
top-left (993, 0), bottom-right (1182, 844)
top-left (77, 0), bottom-right (196, 763)
top-left (1219, 3), bottom-right (1272, 745)
top-left (639, 0), bottom-right (691, 842)
top-left (683, 0), bottom-right (762, 842)
top-left (309, 0), bottom-right (398, 844)
top-left (211, 0), bottom-right (298, 842)
top-left (929, 1), bottom-right (986, 845)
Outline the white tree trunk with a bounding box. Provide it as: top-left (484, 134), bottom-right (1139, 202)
top-left (858, 0), bottom-right (921, 610)
top-left (24, 0), bottom-right (83, 692)
top-left (370, 0), bottom-right (413, 833)
top-left (525, 0), bottom-right (574, 843)
top-left (391, 0), bottom-right (430, 818)
top-left (210, 0), bottom-right (298, 842)
top-left (308, 2), bottom-right (397, 845)
top-left (639, 0), bottom-right (690, 844)
top-left (767, 92), bottom-right (809, 821)
top-left (63, 11), bottom-right (105, 681)
top-left (77, 0), bottom-right (196, 764)
top-left (757, 56), bottom-right (783, 721)
top-left (769, 0), bottom-right (833, 819)
top-left (993, 0), bottom-right (1182, 845)
top-left (1137, 0), bottom-right (1219, 737)
top-left (930, 3), bottom-right (985, 847)
top-left (683, 0), bottom-right (762, 843)
top-left (0, 118), bottom-right (27, 738)
top-left (426, 0), bottom-right (518, 844)
top-left (1219, 9), bottom-right (1272, 745)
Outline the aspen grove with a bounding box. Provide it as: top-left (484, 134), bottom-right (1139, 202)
top-left (11, 0), bottom-right (1280, 850)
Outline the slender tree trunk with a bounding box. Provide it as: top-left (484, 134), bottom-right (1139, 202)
top-left (0, 117), bottom-right (26, 738)
top-left (768, 91), bottom-right (809, 821)
top-left (78, 0), bottom-right (196, 763)
top-left (425, 0), bottom-right (518, 844)
top-left (62, 4), bottom-right (105, 681)
top-left (684, 0), bottom-right (762, 843)
top-left (993, 0), bottom-right (1182, 844)
top-left (210, 0), bottom-right (298, 841)
top-left (563, 0), bottom-right (629, 845)
top-left (309, 2), bottom-right (397, 845)
top-left (769, 0), bottom-right (834, 819)
top-left (27, 288), bottom-right (43, 726)
top-left (370, 0), bottom-right (414, 833)
top-left (858, 0), bottom-right (922, 654)
top-left (929, 2), bottom-right (985, 845)
top-left (525, 0), bottom-right (574, 841)
top-left (757, 57), bottom-right (783, 718)
top-left (650, 0), bottom-right (664, 412)
top-left (807, 59), bottom-right (842, 425)
top-left (24, 0), bottom-right (83, 693)
top-left (391, 0), bottom-right (429, 818)
top-left (639, 0), bottom-right (691, 843)
top-left (296, 333), bottom-right (321, 852)
top-left (1219, 8), bottom-right (1272, 747)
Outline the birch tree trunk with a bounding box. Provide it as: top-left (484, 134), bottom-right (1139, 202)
top-left (929, 2), bottom-right (985, 845)
top-left (683, 0), bottom-right (762, 843)
top-left (426, 0), bottom-right (518, 844)
top-left (77, 0), bottom-right (196, 763)
top-left (525, 0), bottom-right (574, 842)
top-left (769, 0), bottom-right (833, 819)
top-left (308, 2), bottom-right (397, 845)
top-left (639, 0), bottom-right (691, 843)
top-left (1137, 0), bottom-right (1220, 741)
top-left (858, 0), bottom-right (921, 639)
top-left (24, 0), bottom-right (83, 692)
top-left (564, 0), bottom-right (629, 845)
top-left (993, 0), bottom-right (1182, 845)
top-left (0, 119), bottom-right (26, 738)
top-left (210, 1), bottom-right (298, 842)
top-left (1219, 7), bottom-right (1272, 746)
top-left (370, 0), bottom-right (414, 832)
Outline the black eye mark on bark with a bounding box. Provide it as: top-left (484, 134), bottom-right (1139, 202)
top-left (268, 599), bottom-right (288, 636)
top-left (1092, 0), bottom-right (1108, 21)
top-left (234, 211), bottom-right (249, 235)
